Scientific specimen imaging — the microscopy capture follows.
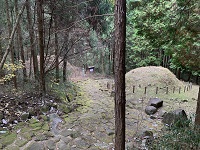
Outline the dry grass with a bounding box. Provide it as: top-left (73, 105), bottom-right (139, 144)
top-left (125, 66), bottom-right (198, 114)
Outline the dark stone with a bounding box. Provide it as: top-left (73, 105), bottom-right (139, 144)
top-left (27, 142), bottom-right (44, 150)
top-left (148, 98), bottom-right (163, 108)
top-left (45, 140), bottom-right (56, 150)
top-left (162, 109), bottom-right (188, 127)
top-left (21, 112), bottom-right (30, 121)
top-left (145, 106), bottom-right (157, 115)
top-left (150, 115), bottom-right (157, 119)
top-left (157, 109), bottom-right (166, 118)
top-left (142, 130), bottom-right (153, 137)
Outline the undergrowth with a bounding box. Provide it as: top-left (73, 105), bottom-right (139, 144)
top-left (150, 119), bottom-right (200, 150)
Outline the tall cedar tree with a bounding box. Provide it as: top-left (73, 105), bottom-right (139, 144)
top-left (114, 0), bottom-right (126, 149)
top-left (37, 0), bottom-right (45, 92)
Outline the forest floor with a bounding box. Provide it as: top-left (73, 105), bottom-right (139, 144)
top-left (0, 66), bottom-right (199, 150)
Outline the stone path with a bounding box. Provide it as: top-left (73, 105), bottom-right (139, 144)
top-left (0, 78), bottom-right (163, 150)
top-left (0, 78), bottom-right (115, 150)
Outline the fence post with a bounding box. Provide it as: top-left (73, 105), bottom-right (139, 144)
top-left (144, 87), bottom-right (147, 94)
top-left (133, 85), bottom-right (135, 93)
top-left (156, 87), bottom-right (158, 94)
top-left (166, 87), bottom-right (168, 94)
top-left (173, 87), bottom-right (175, 93)
top-left (184, 86), bottom-right (186, 92)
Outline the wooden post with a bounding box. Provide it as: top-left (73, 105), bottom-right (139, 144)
top-left (184, 86), bottom-right (186, 92)
top-left (156, 87), bottom-right (158, 94)
top-left (166, 87), bottom-right (168, 94)
top-left (179, 87), bottom-right (181, 93)
top-left (187, 86), bottom-right (189, 91)
top-left (133, 85), bottom-right (135, 93)
top-left (144, 87), bottom-right (147, 94)
top-left (173, 87), bottom-right (175, 93)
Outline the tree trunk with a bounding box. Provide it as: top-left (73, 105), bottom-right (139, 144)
top-left (177, 68), bottom-right (181, 80)
top-left (0, 31), bottom-right (4, 78)
top-left (54, 18), bottom-right (59, 82)
top-left (196, 76), bottom-right (199, 85)
top-left (5, 0), bottom-right (17, 88)
top-left (0, 1), bottom-right (25, 70)
top-left (195, 86), bottom-right (200, 126)
top-left (37, 0), bottom-right (45, 93)
top-left (15, 0), bottom-right (27, 81)
top-left (26, 0), bottom-right (39, 80)
top-left (63, 56), bottom-right (67, 82)
top-left (114, 0), bottom-right (126, 149)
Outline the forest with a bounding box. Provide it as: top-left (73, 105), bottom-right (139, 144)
top-left (0, 0), bottom-right (199, 149)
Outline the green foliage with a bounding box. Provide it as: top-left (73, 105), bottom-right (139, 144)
top-left (151, 120), bottom-right (200, 150)
top-left (1, 61), bottom-right (24, 81)
top-left (126, 0), bottom-right (200, 74)
top-left (48, 78), bottom-right (78, 103)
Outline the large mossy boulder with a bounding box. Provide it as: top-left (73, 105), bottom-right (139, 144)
top-left (162, 109), bottom-right (189, 127)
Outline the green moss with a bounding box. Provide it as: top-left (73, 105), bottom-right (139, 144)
top-left (58, 104), bottom-right (71, 114)
top-left (29, 118), bottom-right (39, 124)
top-left (0, 133), bottom-right (17, 147)
top-left (14, 122), bottom-right (28, 131)
top-left (31, 126), bottom-right (42, 131)
top-left (15, 138), bottom-right (28, 147)
top-left (29, 119), bottom-right (43, 129)
top-left (4, 145), bottom-right (19, 150)
top-left (20, 132), bottom-right (34, 141)
top-left (40, 115), bottom-right (49, 121)
top-left (20, 127), bottom-right (31, 133)
top-left (42, 123), bottom-right (50, 131)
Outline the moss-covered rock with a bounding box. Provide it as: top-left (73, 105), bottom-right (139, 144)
top-left (29, 118), bottom-right (39, 124)
top-left (35, 132), bottom-right (54, 141)
top-left (4, 145), bottom-right (19, 150)
top-left (40, 115), bottom-right (49, 121)
top-left (42, 123), bottom-right (50, 131)
top-left (29, 118), bottom-right (43, 130)
top-left (15, 138), bottom-right (29, 147)
top-left (20, 132), bottom-right (34, 141)
top-left (0, 133), bottom-right (17, 147)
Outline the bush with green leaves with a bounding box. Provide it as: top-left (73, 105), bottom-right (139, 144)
top-left (151, 118), bottom-right (200, 150)
top-left (126, 0), bottom-right (200, 75)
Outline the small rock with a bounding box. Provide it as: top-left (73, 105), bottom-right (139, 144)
top-left (157, 109), bottom-right (166, 118)
top-left (27, 142), bottom-right (44, 150)
top-left (125, 141), bottom-right (137, 150)
top-left (0, 131), bottom-right (7, 134)
top-left (142, 130), bottom-right (153, 137)
top-left (45, 140), bottom-right (56, 150)
top-left (148, 98), bottom-right (163, 108)
top-left (2, 119), bottom-right (8, 124)
top-left (57, 140), bottom-right (68, 149)
top-left (21, 112), bottom-right (30, 121)
top-left (145, 106), bottom-right (157, 115)
top-left (181, 99), bottom-right (188, 103)
top-left (150, 115), bottom-right (157, 119)
top-left (106, 128), bottom-right (114, 136)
